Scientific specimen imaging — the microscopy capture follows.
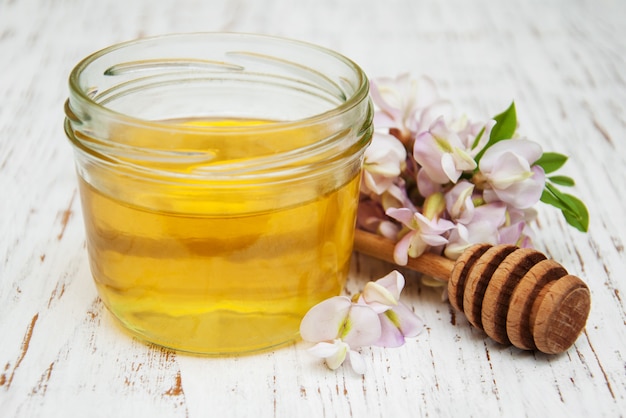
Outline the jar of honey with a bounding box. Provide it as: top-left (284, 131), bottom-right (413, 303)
top-left (64, 33), bottom-right (373, 354)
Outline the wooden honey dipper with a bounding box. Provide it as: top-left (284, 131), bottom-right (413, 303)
top-left (353, 229), bottom-right (591, 354)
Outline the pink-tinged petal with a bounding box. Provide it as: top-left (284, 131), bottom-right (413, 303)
top-left (505, 139), bottom-right (544, 165)
top-left (421, 233), bottom-right (449, 247)
top-left (500, 207), bottom-right (536, 246)
top-left (361, 271), bottom-right (406, 313)
top-left (366, 160), bottom-right (403, 177)
top-left (488, 152), bottom-right (532, 189)
top-left (518, 236), bottom-right (533, 248)
top-left (508, 206), bottom-right (538, 225)
top-left (428, 117), bottom-right (460, 147)
top-left (374, 270), bottom-right (405, 298)
top-left (498, 221), bottom-right (525, 245)
top-left (370, 73), bottom-right (442, 141)
top-left (375, 303), bottom-right (424, 347)
top-left (307, 341), bottom-right (342, 358)
top-left (388, 208), bottom-right (454, 262)
top-left (362, 171), bottom-right (393, 195)
top-left (384, 182), bottom-right (417, 212)
top-left (441, 153), bottom-right (460, 183)
top-left (416, 99), bottom-right (454, 134)
top-left (416, 168), bottom-right (443, 198)
top-left (413, 132), bottom-right (449, 184)
top-left (341, 304), bottom-right (382, 348)
top-left (378, 221), bottom-right (400, 240)
top-left (364, 135), bottom-right (393, 161)
top-left (459, 119), bottom-right (496, 156)
top-left (482, 188), bottom-right (499, 205)
top-left (472, 202), bottom-right (507, 229)
top-left (471, 220), bottom-right (499, 243)
top-left (369, 79), bottom-right (403, 121)
top-left (375, 314), bottom-right (406, 348)
top-left (392, 231), bottom-right (414, 265)
top-left (479, 139), bottom-right (543, 172)
top-left (491, 166), bottom-right (545, 209)
top-left (324, 341), bottom-right (349, 370)
top-left (347, 350), bottom-right (367, 375)
top-left (415, 117), bottom-right (477, 185)
top-left (308, 340), bottom-right (367, 373)
top-left (415, 212), bottom-right (456, 235)
top-left (478, 138), bottom-right (546, 209)
top-left (299, 296), bottom-right (351, 342)
top-left (386, 207), bottom-right (415, 227)
top-left (372, 111), bottom-right (397, 129)
top-left (475, 120), bottom-right (496, 153)
top-left (362, 281), bottom-right (398, 313)
top-left (445, 221), bottom-right (500, 260)
top-left (452, 147), bottom-right (478, 172)
top-left (444, 224), bottom-right (471, 260)
top-left (407, 232), bottom-right (429, 259)
top-left (445, 180), bottom-right (475, 223)
top-left (392, 302), bottom-right (425, 338)
top-left (362, 132), bottom-right (407, 195)
top-left (365, 132), bottom-right (406, 174)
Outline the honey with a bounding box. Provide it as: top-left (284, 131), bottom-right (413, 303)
top-left (65, 33), bottom-right (373, 354)
top-left (80, 167), bottom-right (359, 353)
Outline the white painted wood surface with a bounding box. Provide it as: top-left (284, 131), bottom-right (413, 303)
top-left (1, 0), bottom-right (625, 416)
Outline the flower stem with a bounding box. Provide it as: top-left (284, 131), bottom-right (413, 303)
top-left (353, 229), bottom-right (454, 281)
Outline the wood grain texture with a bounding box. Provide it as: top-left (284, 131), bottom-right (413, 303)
top-left (1, 0), bottom-right (625, 417)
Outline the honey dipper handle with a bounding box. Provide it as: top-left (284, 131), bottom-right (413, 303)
top-left (353, 229), bottom-right (455, 281)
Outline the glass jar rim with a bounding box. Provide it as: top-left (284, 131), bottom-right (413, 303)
top-left (67, 32), bottom-right (370, 135)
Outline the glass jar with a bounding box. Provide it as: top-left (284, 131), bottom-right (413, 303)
top-left (64, 33), bottom-right (373, 354)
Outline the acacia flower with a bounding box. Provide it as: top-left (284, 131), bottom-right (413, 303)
top-left (306, 340), bottom-right (365, 373)
top-left (413, 117), bottom-right (478, 185)
top-left (444, 200), bottom-right (507, 259)
top-left (300, 272), bottom-right (423, 373)
top-left (477, 139), bottom-right (546, 209)
top-left (370, 73), bottom-right (452, 144)
top-left (386, 194), bottom-right (456, 264)
top-left (444, 180), bottom-right (476, 224)
top-left (304, 73), bottom-right (588, 375)
top-left (360, 271), bottom-right (405, 313)
top-left (358, 271), bottom-right (424, 347)
top-left (300, 296), bottom-right (381, 374)
top-left (362, 132), bottom-right (407, 195)
top-left (455, 117), bottom-right (495, 155)
top-left (498, 207), bottom-right (536, 247)
top-left (445, 221), bottom-right (499, 260)
top-left (356, 198), bottom-right (400, 240)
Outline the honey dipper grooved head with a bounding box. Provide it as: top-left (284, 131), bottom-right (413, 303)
top-left (506, 259), bottom-right (567, 351)
top-left (480, 247), bottom-right (546, 346)
top-left (463, 245), bottom-right (517, 331)
top-left (448, 243), bottom-right (491, 313)
top-left (448, 244), bottom-right (591, 354)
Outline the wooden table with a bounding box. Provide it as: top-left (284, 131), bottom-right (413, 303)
top-left (1, 0), bottom-right (625, 416)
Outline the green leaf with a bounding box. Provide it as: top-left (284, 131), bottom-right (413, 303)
top-left (474, 102), bottom-right (517, 163)
top-left (540, 183), bottom-right (589, 232)
top-left (471, 126), bottom-right (485, 150)
top-left (540, 188), bottom-right (562, 208)
top-left (547, 175), bottom-right (575, 187)
top-left (491, 102), bottom-right (517, 141)
top-left (560, 193), bottom-right (589, 232)
top-left (535, 152), bottom-right (568, 174)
